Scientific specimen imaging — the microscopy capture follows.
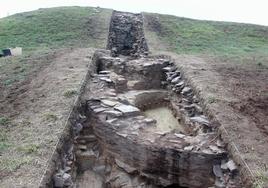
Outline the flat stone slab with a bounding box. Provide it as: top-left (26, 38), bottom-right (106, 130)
top-left (190, 115), bottom-right (210, 126)
top-left (114, 104), bottom-right (140, 116)
top-left (101, 100), bottom-right (119, 107)
top-left (93, 107), bottom-right (106, 113)
top-left (103, 110), bottom-right (123, 117)
top-left (99, 70), bottom-right (111, 74)
top-left (100, 77), bottom-right (113, 83)
top-left (115, 159), bottom-right (137, 174)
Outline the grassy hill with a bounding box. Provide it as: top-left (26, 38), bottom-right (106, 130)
top-left (0, 7), bottom-right (268, 187)
top-left (0, 6), bottom-right (112, 88)
top-left (1, 6), bottom-right (268, 58)
top-left (1, 6), bottom-right (268, 88)
top-left (144, 13), bottom-right (268, 64)
top-left (0, 6), bottom-right (112, 52)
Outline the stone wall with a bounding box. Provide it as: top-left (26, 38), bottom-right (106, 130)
top-left (107, 11), bottom-right (149, 56)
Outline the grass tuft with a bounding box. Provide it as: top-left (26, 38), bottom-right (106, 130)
top-left (0, 117), bottom-right (10, 126)
top-left (0, 156), bottom-right (32, 172)
top-left (207, 96), bottom-right (216, 104)
top-left (253, 170), bottom-right (268, 188)
top-left (44, 113), bottom-right (58, 122)
top-left (0, 131), bottom-right (11, 152)
top-left (63, 89), bottom-right (78, 98)
top-left (17, 144), bottom-right (39, 154)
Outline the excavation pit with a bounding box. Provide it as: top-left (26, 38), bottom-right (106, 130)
top-left (45, 10), bottom-right (242, 188)
top-left (67, 50), bottom-right (241, 187)
top-left (47, 49), bottom-right (242, 188)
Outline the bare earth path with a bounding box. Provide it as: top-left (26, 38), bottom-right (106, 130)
top-left (0, 48), bottom-right (94, 187)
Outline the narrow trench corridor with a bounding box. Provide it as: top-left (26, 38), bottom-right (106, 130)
top-left (48, 10), bottom-right (242, 188)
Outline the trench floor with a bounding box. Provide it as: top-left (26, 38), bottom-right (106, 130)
top-left (144, 107), bottom-right (185, 133)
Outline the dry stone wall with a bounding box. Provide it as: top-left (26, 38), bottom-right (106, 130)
top-left (107, 11), bottom-right (149, 57)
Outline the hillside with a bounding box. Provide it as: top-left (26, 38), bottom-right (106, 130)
top-left (144, 13), bottom-right (268, 65)
top-left (1, 7), bottom-right (268, 58)
top-left (0, 6), bottom-right (268, 187)
top-left (0, 8), bottom-right (112, 186)
top-left (0, 6), bottom-right (112, 88)
top-left (0, 6), bottom-right (112, 52)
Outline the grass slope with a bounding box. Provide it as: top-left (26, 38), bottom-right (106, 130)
top-left (0, 6), bottom-right (112, 88)
top-left (144, 13), bottom-right (268, 61)
top-left (0, 6), bottom-right (112, 51)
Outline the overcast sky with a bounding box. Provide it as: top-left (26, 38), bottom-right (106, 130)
top-left (1, 0), bottom-right (268, 26)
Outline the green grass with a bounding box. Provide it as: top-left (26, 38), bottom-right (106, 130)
top-left (144, 13), bottom-right (268, 59)
top-left (0, 156), bottom-right (32, 172)
top-left (17, 144), bottom-right (39, 154)
top-left (0, 7), bottom-right (112, 88)
top-left (0, 131), bottom-right (11, 152)
top-left (253, 170), bottom-right (268, 188)
top-left (0, 6), bottom-right (112, 51)
top-left (0, 117), bottom-right (10, 126)
top-left (0, 49), bottom-right (54, 88)
top-left (63, 89), bottom-right (78, 98)
top-left (207, 96), bottom-right (216, 104)
top-left (43, 113), bottom-right (58, 122)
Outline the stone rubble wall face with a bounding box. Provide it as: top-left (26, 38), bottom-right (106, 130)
top-left (107, 11), bottom-right (149, 56)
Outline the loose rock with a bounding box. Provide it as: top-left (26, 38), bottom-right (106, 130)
top-left (226, 160), bottom-right (237, 172)
top-left (190, 116), bottom-right (210, 126)
top-left (181, 87), bottom-right (192, 95)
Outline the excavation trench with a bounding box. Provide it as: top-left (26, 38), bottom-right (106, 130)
top-left (48, 50), bottom-right (241, 188)
top-left (43, 11), bottom-right (242, 188)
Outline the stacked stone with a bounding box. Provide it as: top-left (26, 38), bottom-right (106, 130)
top-left (162, 62), bottom-right (212, 133)
top-left (162, 62), bottom-right (240, 187)
top-left (52, 112), bottom-right (87, 187)
top-left (107, 11), bottom-right (149, 57)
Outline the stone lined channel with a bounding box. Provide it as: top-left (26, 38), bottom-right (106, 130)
top-left (41, 11), bottom-right (242, 188)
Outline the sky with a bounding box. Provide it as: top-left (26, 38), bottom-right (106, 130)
top-left (1, 0), bottom-right (268, 26)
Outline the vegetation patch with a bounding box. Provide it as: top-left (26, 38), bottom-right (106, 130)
top-left (253, 170), bottom-right (268, 188)
top-left (0, 156), bottom-right (32, 172)
top-left (63, 89), bottom-right (78, 98)
top-left (0, 131), bottom-right (11, 152)
top-left (207, 96), bottom-right (216, 104)
top-left (144, 13), bottom-right (268, 63)
top-left (44, 113), bottom-right (58, 122)
top-left (0, 6), bottom-right (112, 51)
top-left (17, 144), bottom-right (39, 154)
top-left (0, 117), bottom-right (10, 126)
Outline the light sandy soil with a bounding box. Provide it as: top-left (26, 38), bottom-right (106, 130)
top-left (0, 48), bottom-right (94, 187)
